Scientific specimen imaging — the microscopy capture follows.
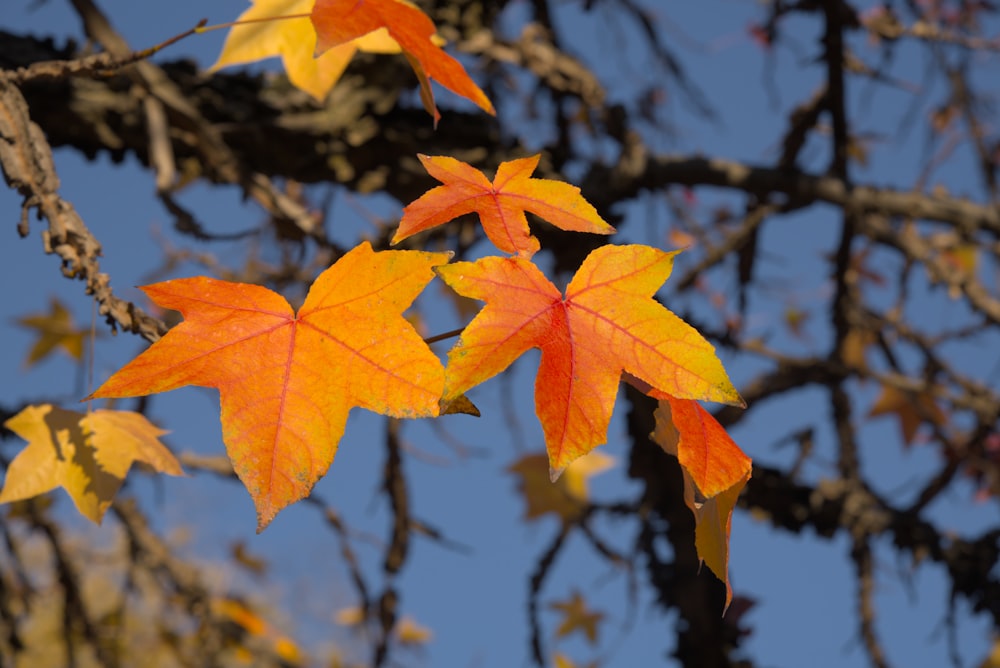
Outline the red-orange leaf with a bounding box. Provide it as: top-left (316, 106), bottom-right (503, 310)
top-left (88, 242), bottom-right (449, 530)
top-left (310, 0), bottom-right (494, 122)
top-left (436, 244), bottom-right (743, 475)
top-left (394, 154), bottom-right (615, 258)
top-left (653, 397), bottom-right (752, 610)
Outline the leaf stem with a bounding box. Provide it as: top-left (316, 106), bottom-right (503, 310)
top-left (86, 298), bottom-right (96, 412)
top-left (423, 327), bottom-right (465, 345)
top-left (138, 19), bottom-right (210, 57)
top-left (193, 14), bottom-right (312, 34)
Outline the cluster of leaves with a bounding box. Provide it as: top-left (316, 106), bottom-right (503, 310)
top-left (2, 0), bottom-right (750, 612)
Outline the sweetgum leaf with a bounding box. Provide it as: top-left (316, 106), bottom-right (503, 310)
top-left (437, 244), bottom-right (743, 474)
top-left (88, 242), bottom-right (450, 530)
top-left (0, 405), bottom-right (182, 523)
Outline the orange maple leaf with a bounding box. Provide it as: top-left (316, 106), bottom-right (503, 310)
top-left (0, 404), bottom-right (183, 523)
top-left (310, 0), bottom-right (495, 122)
top-left (211, 0), bottom-right (403, 102)
top-left (88, 242), bottom-right (449, 530)
top-left (436, 244), bottom-right (743, 475)
top-left (394, 154), bottom-right (615, 258)
top-left (652, 397), bottom-right (752, 610)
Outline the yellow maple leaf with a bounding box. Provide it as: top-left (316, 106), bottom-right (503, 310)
top-left (0, 405), bottom-right (184, 523)
top-left (508, 450), bottom-right (614, 523)
top-left (210, 0), bottom-right (402, 101)
top-left (15, 298), bottom-right (88, 367)
top-left (549, 590), bottom-right (604, 645)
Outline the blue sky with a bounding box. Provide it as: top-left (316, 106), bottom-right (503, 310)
top-left (2, 1), bottom-right (998, 666)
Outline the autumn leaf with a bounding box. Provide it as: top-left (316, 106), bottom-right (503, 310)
top-left (436, 244), bottom-right (743, 475)
top-left (215, 597), bottom-right (268, 637)
top-left (0, 405), bottom-right (183, 524)
top-left (334, 606), bottom-right (432, 645)
top-left (783, 305), bottom-right (809, 339)
top-left (395, 616), bottom-right (433, 645)
top-left (867, 384), bottom-right (946, 445)
top-left (940, 242), bottom-right (978, 299)
top-left (553, 655), bottom-right (597, 668)
top-left (311, 0), bottom-right (495, 122)
top-left (979, 636), bottom-right (1000, 668)
top-left (15, 297), bottom-right (88, 367)
top-left (508, 450), bottom-right (613, 523)
top-left (394, 154), bottom-right (615, 259)
top-left (211, 0), bottom-right (403, 102)
top-left (842, 327), bottom-right (876, 371)
top-left (87, 242), bottom-right (450, 530)
top-left (549, 590), bottom-right (604, 645)
top-left (334, 606), bottom-right (366, 628)
top-left (213, 597), bottom-right (302, 663)
top-left (652, 397), bottom-right (751, 609)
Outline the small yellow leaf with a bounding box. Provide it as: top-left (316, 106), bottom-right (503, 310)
top-left (214, 597), bottom-right (268, 637)
top-left (395, 615), bottom-right (433, 645)
top-left (508, 450), bottom-right (614, 523)
top-left (274, 636), bottom-right (302, 663)
top-left (16, 298), bottom-right (88, 367)
top-left (554, 655), bottom-right (575, 668)
top-left (941, 243), bottom-right (978, 299)
top-left (549, 590), bottom-right (604, 645)
top-left (0, 405), bottom-right (183, 524)
top-left (334, 606), bottom-right (366, 627)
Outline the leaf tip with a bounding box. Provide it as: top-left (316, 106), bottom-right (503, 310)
top-left (255, 511), bottom-right (275, 535)
top-left (548, 464), bottom-right (565, 483)
top-left (435, 250), bottom-right (455, 265)
top-left (732, 392), bottom-right (748, 410)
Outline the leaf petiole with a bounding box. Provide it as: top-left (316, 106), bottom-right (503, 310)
top-left (423, 327), bottom-right (465, 345)
top-left (193, 14), bottom-right (312, 34)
